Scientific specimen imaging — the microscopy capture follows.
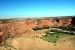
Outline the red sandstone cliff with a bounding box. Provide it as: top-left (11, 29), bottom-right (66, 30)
top-left (0, 17), bottom-right (72, 44)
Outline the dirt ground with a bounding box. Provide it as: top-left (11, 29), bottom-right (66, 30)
top-left (6, 36), bottom-right (75, 50)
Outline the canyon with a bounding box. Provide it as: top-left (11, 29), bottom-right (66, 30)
top-left (0, 17), bottom-right (73, 42)
top-left (0, 16), bottom-right (75, 50)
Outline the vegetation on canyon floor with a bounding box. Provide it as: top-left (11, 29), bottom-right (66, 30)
top-left (32, 26), bottom-right (75, 43)
top-left (41, 29), bottom-right (75, 43)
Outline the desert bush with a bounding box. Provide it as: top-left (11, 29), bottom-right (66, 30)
top-left (32, 26), bottom-right (50, 31)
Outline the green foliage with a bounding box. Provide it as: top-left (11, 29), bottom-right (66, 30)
top-left (32, 27), bottom-right (42, 31)
top-left (56, 36), bottom-right (59, 38)
top-left (58, 26), bottom-right (72, 31)
top-left (32, 26), bottom-right (50, 31)
top-left (50, 29), bottom-right (64, 33)
top-left (50, 29), bottom-right (75, 35)
top-left (41, 29), bottom-right (75, 43)
top-left (43, 26), bottom-right (49, 29)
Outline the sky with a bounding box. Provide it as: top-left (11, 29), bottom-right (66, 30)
top-left (0, 0), bottom-right (75, 19)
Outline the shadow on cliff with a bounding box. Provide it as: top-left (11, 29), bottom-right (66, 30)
top-left (71, 17), bottom-right (75, 31)
top-left (71, 17), bottom-right (75, 25)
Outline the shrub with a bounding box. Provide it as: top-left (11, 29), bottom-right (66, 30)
top-left (56, 36), bottom-right (59, 38)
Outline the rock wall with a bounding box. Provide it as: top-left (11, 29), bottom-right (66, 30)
top-left (0, 17), bottom-right (72, 44)
top-left (36, 17), bottom-right (72, 27)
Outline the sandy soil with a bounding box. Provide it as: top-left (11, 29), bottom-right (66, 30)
top-left (6, 36), bottom-right (75, 50)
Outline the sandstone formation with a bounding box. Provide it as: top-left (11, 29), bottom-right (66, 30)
top-left (0, 17), bottom-right (72, 44)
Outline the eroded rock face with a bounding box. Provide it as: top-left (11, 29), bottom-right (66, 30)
top-left (58, 17), bottom-right (72, 26)
top-left (36, 17), bottom-right (72, 27)
top-left (0, 17), bottom-right (72, 44)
